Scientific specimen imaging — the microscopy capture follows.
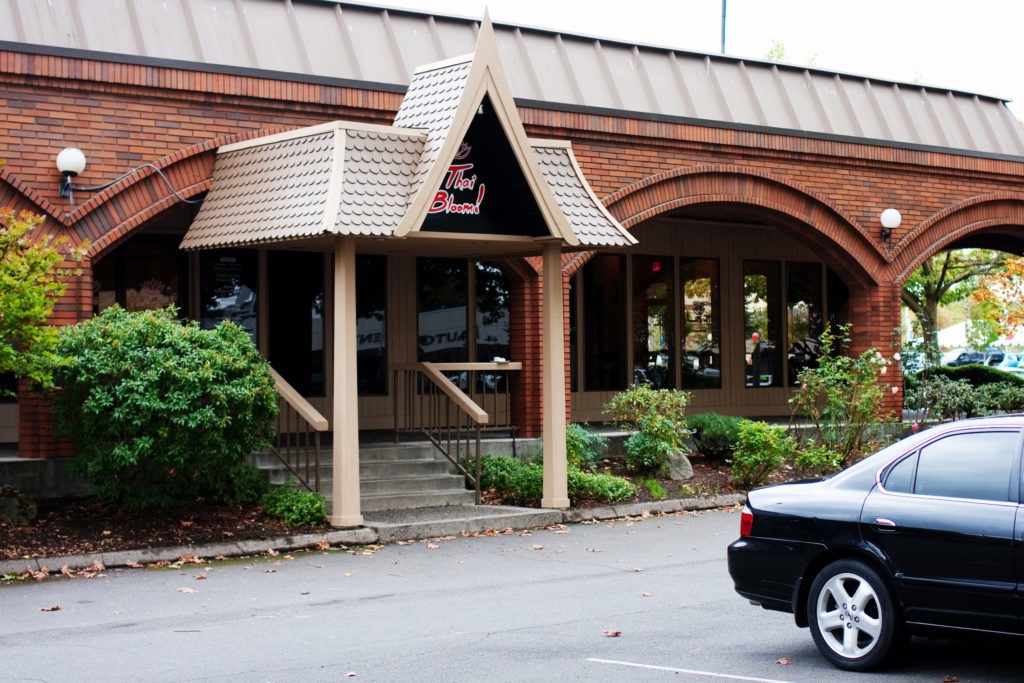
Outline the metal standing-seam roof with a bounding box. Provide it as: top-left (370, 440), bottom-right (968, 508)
top-left (2, 0), bottom-right (1022, 159)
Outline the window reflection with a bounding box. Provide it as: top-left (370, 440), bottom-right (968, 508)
top-left (744, 261), bottom-right (781, 388)
top-left (199, 250), bottom-right (258, 338)
top-left (681, 259), bottom-right (721, 389)
top-left (583, 254), bottom-right (627, 391)
top-left (632, 256), bottom-right (674, 388)
top-left (786, 262), bottom-right (823, 384)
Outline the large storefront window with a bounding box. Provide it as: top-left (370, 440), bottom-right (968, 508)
top-left (475, 261), bottom-right (510, 363)
top-left (681, 258), bottom-right (721, 389)
top-left (357, 255), bottom-right (388, 396)
top-left (267, 251), bottom-right (325, 396)
top-left (199, 250), bottom-right (259, 338)
top-left (94, 234), bottom-right (184, 313)
top-left (632, 255), bottom-right (674, 388)
top-left (743, 261), bottom-right (782, 388)
top-left (786, 262), bottom-right (823, 384)
top-left (418, 258), bottom-right (468, 363)
top-left (583, 254), bottom-right (626, 391)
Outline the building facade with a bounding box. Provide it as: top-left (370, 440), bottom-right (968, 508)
top-left (3, 1), bottom-right (1024, 510)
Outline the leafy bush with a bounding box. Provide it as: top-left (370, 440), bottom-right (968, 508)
top-left (687, 412), bottom-right (741, 461)
top-left (921, 364), bottom-right (1024, 388)
top-left (260, 484), bottom-right (326, 527)
top-left (904, 374), bottom-right (976, 423)
top-left (52, 306), bottom-right (279, 508)
top-left (568, 468), bottom-right (636, 503)
top-left (976, 382), bottom-right (1024, 413)
top-left (605, 385), bottom-right (691, 474)
top-left (729, 420), bottom-right (795, 489)
top-left (794, 442), bottom-right (843, 476)
top-left (480, 455), bottom-right (634, 505)
top-left (565, 423), bottom-right (608, 470)
top-left (789, 324), bottom-right (893, 468)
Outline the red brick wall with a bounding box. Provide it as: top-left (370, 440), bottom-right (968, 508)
top-left (5, 49), bottom-right (1024, 452)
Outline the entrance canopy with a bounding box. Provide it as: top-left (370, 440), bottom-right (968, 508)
top-left (181, 15), bottom-right (635, 257)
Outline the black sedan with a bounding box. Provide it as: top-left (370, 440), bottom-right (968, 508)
top-left (728, 415), bottom-right (1024, 671)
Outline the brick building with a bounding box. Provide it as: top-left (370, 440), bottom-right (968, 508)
top-left (2, 1), bottom-right (1024, 518)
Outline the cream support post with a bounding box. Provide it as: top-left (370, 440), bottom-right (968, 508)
top-left (329, 238), bottom-right (364, 526)
top-left (541, 241), bottom-right (569, 508)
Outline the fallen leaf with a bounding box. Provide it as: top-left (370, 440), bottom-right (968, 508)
top-left (345, 673), bottom-right (357, 678)
top-left (944, 677), bottom-right (959, 683)
top-left (641, 592), bottom-right (652, 598)
top-left (426, 543), bottom-right (440, 550)
top-left (267, 548), bottom-right (279, 557)
top-left (602, 630), bottom-right (622, 637)
top-left (315, 541), bottom-right (330, 551)
top-left (586, 547), bottom-right (601, 553)
top-left (265, 568), bottom-right (276, 573)
top-left (531, 545), bottom-right (544, 551)
top-left (102, 529), bottom-right (112, 536)
top-left (776, 657), bottom-right (792, 666)
top-left (314, 564), bottom-right (326, 569)
top-left (221, 531), bottom-right (235, 537)
top-left (195, 574), bottom-right (207, 580)
top-left (177, 587), bottom-right (197, 594)
top-left (126, 560), bottom-right (144, 569)
top-left (39, 605), bottom-right (60, 612)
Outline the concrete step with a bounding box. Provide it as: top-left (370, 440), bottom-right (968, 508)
top-left (360, 473), bottom-right (466, 495)
top-left (357, 490), bottom-right (476, 513)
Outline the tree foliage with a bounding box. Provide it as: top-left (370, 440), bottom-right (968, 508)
top-left (972, 255), bottom-right (1024, 339)
top-left (0, 208), bottom-right (85, 391)
top-left (52, 306), bottom-right (279, 508)
top-left (902, 250), bottom-right (1006, 358)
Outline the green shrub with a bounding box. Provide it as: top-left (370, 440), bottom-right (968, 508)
top-left (921, 364), bottom-right (1024, 388)
top-left (260, 485), bottom-right (326, 527)
top-left (568, 468), bottom-right (636, 503)
top-left (729, 420), bottom-right (795, 489)
top-left (480, 455), bottom-right (634, 505)
top-left (904, 374), bottom-right (976, 423)
top-left (687, 412), bottom-right (741, 461)
top-left (52, 306), bottom-right (279, 509)
top-left (565, 423), bottom-right (608, 470)
top-left (794, 442), bottom-right (843, 476)
top-left (640, 477), bottom-right (667, 500)
top-left (976, 381), bottom-right (1024, 413)
top-left (605, 385), bottom-right (691, 474)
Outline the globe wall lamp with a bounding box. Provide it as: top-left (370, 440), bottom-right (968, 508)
top-left (880, 208), bottom-right (901, 249)
top-left (55, 146), bottom-right (199, 205)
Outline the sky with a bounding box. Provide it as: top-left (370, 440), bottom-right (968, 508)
top-left (386, 0), bottom-right (1024, 118)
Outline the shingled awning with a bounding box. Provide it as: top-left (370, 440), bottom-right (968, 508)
top-left (182, 15), bottom-right (634, 256)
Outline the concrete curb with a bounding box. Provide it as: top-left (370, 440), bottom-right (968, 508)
top-left (0, 494), bottom-right (745, 576)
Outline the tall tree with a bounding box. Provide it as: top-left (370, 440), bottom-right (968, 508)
top-left (902, 250), bottom-right (1006, 359)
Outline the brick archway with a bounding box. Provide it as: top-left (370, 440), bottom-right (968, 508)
top-left (603, 165), bottom-right (882, 291)
top-left (891, 194), bottom-right (1024, 281)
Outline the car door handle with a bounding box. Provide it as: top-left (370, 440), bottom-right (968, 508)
top-left (873, 517), bottom-right (899, 531)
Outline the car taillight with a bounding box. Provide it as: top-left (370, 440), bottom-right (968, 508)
top-left (739, 505), bottom-right (753, 537)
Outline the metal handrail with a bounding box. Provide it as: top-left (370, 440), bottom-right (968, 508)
top-left (266, 367), bottom-right (329, 493)
top-left (392, 361), bottom-right (521, 503)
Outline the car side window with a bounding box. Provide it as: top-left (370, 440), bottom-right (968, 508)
top-left (913, 431), bottom-right (1019, 502)
top-left (881, 453), bottom-right (917, 493)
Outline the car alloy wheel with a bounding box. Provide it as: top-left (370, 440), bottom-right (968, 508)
top-left (807, 559), bottom-right (899, 671)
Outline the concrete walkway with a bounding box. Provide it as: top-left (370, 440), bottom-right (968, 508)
top-left (0, 493), bottom-right (744, 576)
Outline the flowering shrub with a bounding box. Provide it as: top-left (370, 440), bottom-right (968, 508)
top-left (789, 324), bottom-right (892, 470)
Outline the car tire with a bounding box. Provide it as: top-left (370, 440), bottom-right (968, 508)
top-left (807, 559), bottom-right (902, 671)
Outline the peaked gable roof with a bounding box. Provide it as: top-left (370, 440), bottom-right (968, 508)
top-left (182, 13), bottom-right (634, 253)
top-left (392, 14), bottom-right (578, 245)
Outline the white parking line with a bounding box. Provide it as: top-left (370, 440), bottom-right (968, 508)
top-left (586, 658), bottom-right (798, 683)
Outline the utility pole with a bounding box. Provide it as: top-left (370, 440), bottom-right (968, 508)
top-left (720, 0), bottom-right (727, 54)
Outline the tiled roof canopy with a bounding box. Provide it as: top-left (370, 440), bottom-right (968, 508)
top-left (182, 16), bottom-right (636, 253)
top-left (3, 0), bottom-right (1023, 158)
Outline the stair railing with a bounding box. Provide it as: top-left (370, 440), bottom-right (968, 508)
top-left (266, 367), bottom-right (329, 493)
top-left (392, 361), bottom-right (521, 504)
